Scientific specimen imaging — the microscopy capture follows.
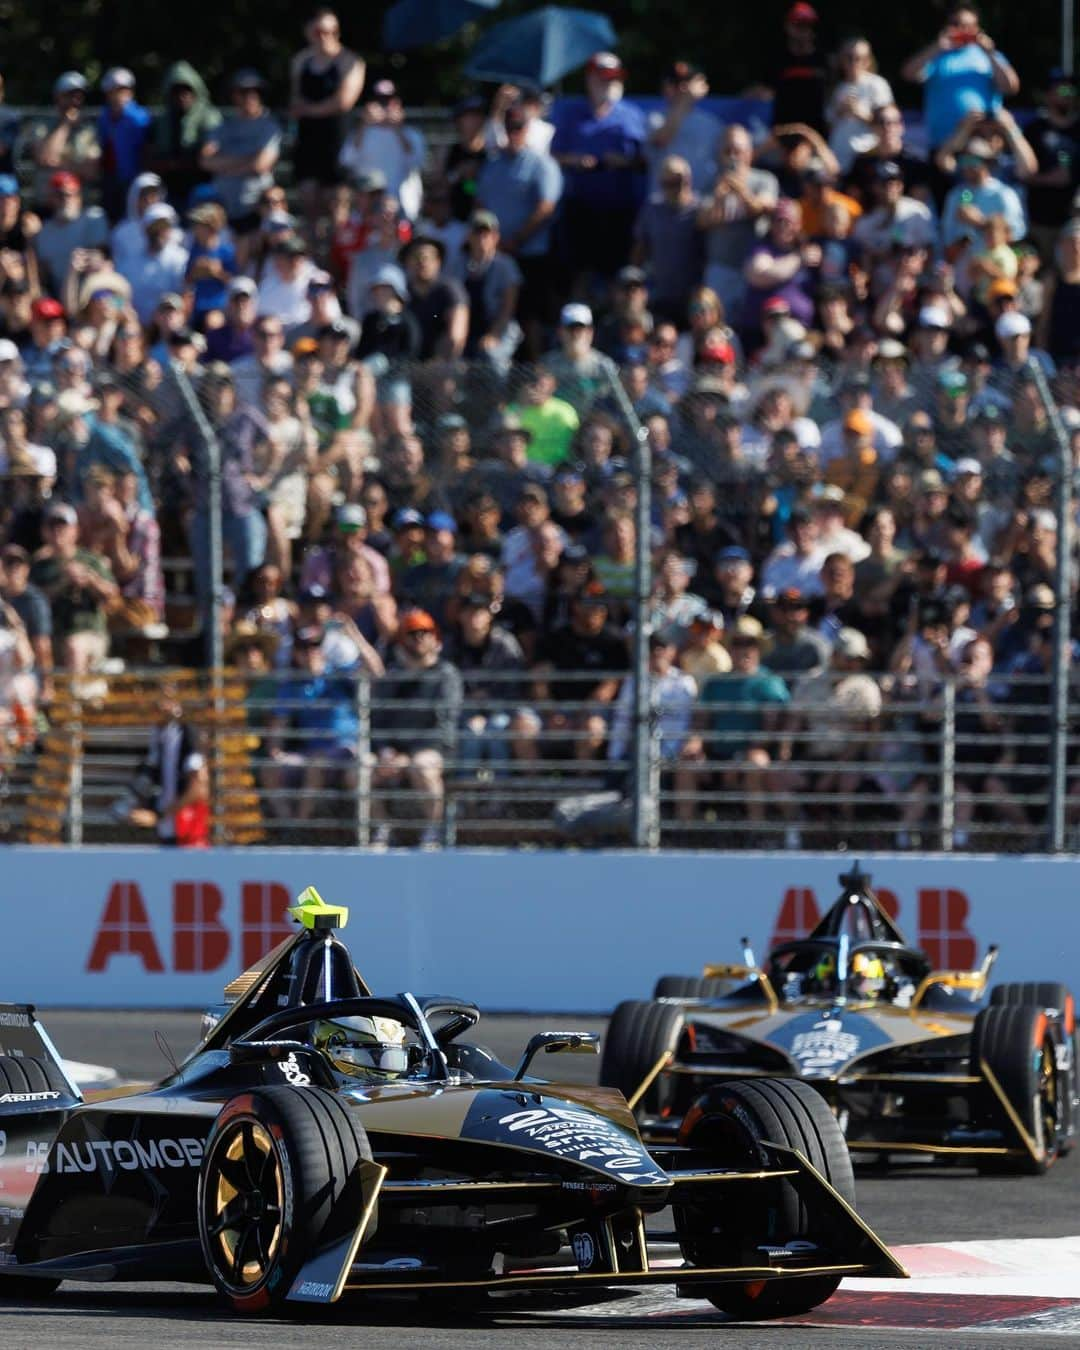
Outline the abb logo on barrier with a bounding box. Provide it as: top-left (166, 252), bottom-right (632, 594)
top-left (86, 881), bottom-right (294, 973)
top-left (769, 886), bottom-right (978, 968)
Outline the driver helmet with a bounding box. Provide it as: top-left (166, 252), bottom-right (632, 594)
top-left (314, 1014), bottom-right (409, 1079)
top-left (852, 952), bottom-right (886, 997)
top-left (812, 952), bottom-right (837, 988)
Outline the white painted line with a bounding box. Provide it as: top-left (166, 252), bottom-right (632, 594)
top-left (844, 1235), bottom-right (1080, 1299)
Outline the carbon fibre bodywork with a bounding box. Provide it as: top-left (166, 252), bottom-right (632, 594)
top-left (0, 902), bottom-right (903, 1313)
top-left (608, 868), bottom-right (1079, 1168)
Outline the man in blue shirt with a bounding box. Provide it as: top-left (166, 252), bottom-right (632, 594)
top-left (940, 138), bottom-right (1026, 247)
top-left (901, 6), bottom-right (1019, 151)
top-left (551, 52), bottom-right (646, 289)
top-left (97, 68), bottom-right (150, 224)
top-left (477, 104), bottom-right (562, 356)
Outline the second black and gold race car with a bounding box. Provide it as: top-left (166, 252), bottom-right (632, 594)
top-left (601, 867), bottom-right (1078, 1173)
top-left (0, 886), bottom-right (902, 1321)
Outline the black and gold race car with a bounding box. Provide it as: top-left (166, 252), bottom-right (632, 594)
top-left (601, 867), bottom-right (1078, 1173)
top-left (0, 886), bottom-right (902, 1320)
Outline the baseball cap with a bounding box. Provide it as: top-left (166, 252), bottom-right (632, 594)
top-left (616, 265), bottom-right (647, 287)
top-left (336, 503), bottom-right (367, 532)
top-left (995, 311), bottom-right (1032, 340)
top-left (436, 412), bottom-right (467, 433)
top-left (787, 1), bottom-right (819, 21)
top-left (963, 138), bottom-right (995, 161)
top-left (987, 278), bottom-right (1019, 300)
top-left (562, 542), bottom-right (590, 564)
top-left (232, 68), bottom-right (267, 91)
top-left (917, 305), bottom-right (950, 329)
top-left (399, 608), bottom-right (438, 634)
top-left (0, 175), bottom-right (19, 199)
top-left (50, 171), bottom-right (80, 195)
top-left (730, 615), bottom-right (765, 643)
top-left (293, 625), bottom-right (325, 650)
top-left (919, 469), bottom-right (946, 493)
top-left (318, 318), bottom-right (352, 342)
top-left (298, 584), bottom-right (330, 606)
top-left (762, 296), bottom-right (792, 317)
top-left (369, 263), bottom-right (408, 301)
top-left (812, 483), bottom-right (846, 507)
top-left (53, 71), bottom-right (88, 97)
top-left (425, 510), bottom-right (458, 534)
top-left (700, 336), bottom-right (736, 365)
top-left (953, 457), bottom-right (983, 478)
top-left (576, 581), bottom-right (610, 608)
top-left (876, 338), bottom-right (908, 362)
top-left (875, 159), bottom-right (903, 181)
top-left (937, 369), bottom-right (969, 396)
top-left (460, 592), bottom-right (494, 611)
top-left (392, 507), bottom-right (425, 530)
top-left (228, 276), bottom-right (258, 299)
top-left (560, 302), bottom-right (593, 328)
top-left (45, 502), bottom-right (78, 525)
top-left (453, 94), bottom-right (488, 118)
top-left (715, 545), bottom-right (751, 566)
top-left (143, 202), bottom-right (177, 228)
top-left (371, 78), bottom-right (398, 101)
top-left (469, 208), bottom-right (500, 232)
top-left (774, 587), bottom-right (808, 607)
top-left (835, 627), bottom-right (870, 660)
top-left (101, 67), bottom-right (135, 92)
top-left (0, 339), bottom-right (19, 364)
top-left (844, 408), bottom-right (874, 436)
top-left (973, 403), bottom-right (1005, 426)
top-left (586, 52), bottom-right (626, 80)
top-left (494, 411), bottom-right (532, 439)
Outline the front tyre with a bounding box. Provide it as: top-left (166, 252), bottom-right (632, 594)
top-left (599, 1000), bottom-right (683, 1117)
top-left (198, 1085), bottom-right (372, 1312)
top-left (675, 1077), bottom-right (853, 1320)
top-left (972, 1004), bottom-right (1061, 1175)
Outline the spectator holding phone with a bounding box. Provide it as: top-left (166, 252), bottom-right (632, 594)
top-left (901, 6), bottom-right (1019, 156)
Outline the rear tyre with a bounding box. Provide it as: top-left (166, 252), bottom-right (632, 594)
top-left (653, 975), bottom-right (730, 1001)
top-left (675, 1077), bottom-right (854, 1320)
top-left (198, 1085), bottom-right (372, 1312)
top-left (599, 1000), bottom-right (683, 1117)
top-left (972, 1004), bottom-right (1060, 1175)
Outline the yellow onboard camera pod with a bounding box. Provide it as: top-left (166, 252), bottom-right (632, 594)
top-left (289, 885), bottom-right (349, 931)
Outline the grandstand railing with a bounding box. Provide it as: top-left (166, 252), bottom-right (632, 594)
top-left (1, 668), bottom-right (1060, 853)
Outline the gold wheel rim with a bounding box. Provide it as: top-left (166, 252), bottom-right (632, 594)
top-left (205, 1119), bottom-right (284, 1293)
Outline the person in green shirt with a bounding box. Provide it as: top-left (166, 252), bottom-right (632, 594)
top-left (674, 615), bottom-right (790, 830)
top-left (507, 366), bottom-right (579, 468)
top-left (28, 501), bottom-right (118, 674)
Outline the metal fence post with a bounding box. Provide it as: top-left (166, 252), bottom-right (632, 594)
top-left (940, 677), bottom-right (956, 853)
top-left (647, 717), bottom-right (662, 851)
top-left (602, 368), bottom-right (653, 848)
top-left (355, 674), bottom-right (372, 848)
top-left (1026, 358), bottom-right (1073, 852)
top-left (67, 719), bottom-right (83, 848)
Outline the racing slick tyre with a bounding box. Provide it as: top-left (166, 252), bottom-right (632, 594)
top-left (599, 1000), bottom-right (683, 1117)
top-left (675, 1078), bottom-right (854, 1320)
top-left (0, 1053), bottom-right (68, 1096)
top-left (653, 975), bottom-right (729, 1001)
top-left (198, 1085), bottom-right (372, 1312)
top-left (971, 1004), bottom-right (1061, 1175)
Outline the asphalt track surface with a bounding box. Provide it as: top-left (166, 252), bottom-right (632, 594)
top-left (4, 1008), bottom-right (1078, 1350)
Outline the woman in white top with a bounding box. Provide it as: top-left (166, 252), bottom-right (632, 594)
top-left (827, 39), bottom-right (894, 175)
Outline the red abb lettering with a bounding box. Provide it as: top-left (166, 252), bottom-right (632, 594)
top-left (918, 888), bottom-right (977, 969)
top-left (87, 881), bottom-right (165, 972)
top-left (173, 882), bottom-right (230, 973)
top-left (770, 888), bottom-right (821, 948)
top-left (241, 883), bottom-right (294, 966)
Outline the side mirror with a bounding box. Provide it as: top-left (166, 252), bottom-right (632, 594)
top-left (514, 1031), bottom-right (600, 1080)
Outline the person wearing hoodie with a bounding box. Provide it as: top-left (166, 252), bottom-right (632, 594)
top-left (111, 172), bottom-right (168, 272)
top-left (147, 62), bottom-right (223, 209)
top-left (97, 68), bottom-right (150, 223)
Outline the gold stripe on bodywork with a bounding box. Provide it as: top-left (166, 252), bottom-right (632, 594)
top-left (332, 1160), bottom-right (387, 1302)
top-left (980, 1058), bottom-right (1043, 1165)
top-left (627, 1050), bottom-right (674, 1110)
top-left (847, 1140), bottom-right (1020, 1156)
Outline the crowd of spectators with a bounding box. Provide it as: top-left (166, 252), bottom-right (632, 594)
top-left (0, 3), bottom-right (1079, 846)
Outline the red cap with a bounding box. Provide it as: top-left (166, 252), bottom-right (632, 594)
top-left (787, 2), bottom-right (819, 22)
top-left (701, 337), bottom-right (736, 365)
top-left (31, 297), bottom-right (65, 321)
top-left (49, 171), bottom-right (80, 194)
top-left (586, 52), bottom-right (626, 80)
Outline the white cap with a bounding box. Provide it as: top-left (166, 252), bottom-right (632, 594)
top-left (953, 456), bottom-right (983, 477)
top-left (0, 338), bottom-right (20, 363)
top-left (995, 311), bottom-right (1032, 340)
top-left (835, 627), bottom-right (871, 660)
top-left (102, 67), bottom-right (136, 93)
top-left (29, 445), bottom-right (57, 478)
top-left (142, 202), bottom-right (177, 228)
top-left (182, 752), bottom-right (207, 774)
top-left (228, 276), bottom-right (258, 298)
top-left (560, 302), bottom-right (594, 327)
top-left (917, 305), bottom-right (950, 330)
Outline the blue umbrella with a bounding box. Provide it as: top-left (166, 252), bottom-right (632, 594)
top-left (382, 0), bottom-right (501, 52)
top-left (462, 5), bottom-right (617, 87)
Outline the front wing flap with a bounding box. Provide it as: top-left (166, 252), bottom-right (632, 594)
top-left (291, 1145), bottom-right (904, 1303)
